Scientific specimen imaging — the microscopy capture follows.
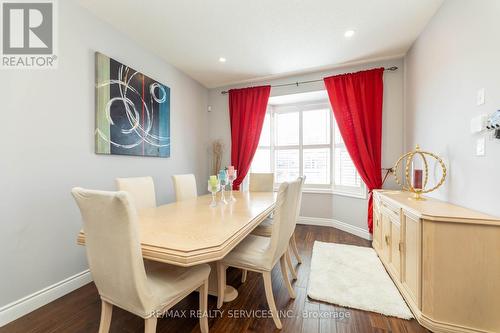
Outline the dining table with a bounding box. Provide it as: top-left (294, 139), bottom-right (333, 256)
top-left (77, 191), bottom-right (276, 302)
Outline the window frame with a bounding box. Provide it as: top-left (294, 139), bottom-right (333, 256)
top-left (252, 99), bottom-right (367, 199)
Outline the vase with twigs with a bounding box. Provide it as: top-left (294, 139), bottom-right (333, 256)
top-left (212, 140), bottom-right (225, 175)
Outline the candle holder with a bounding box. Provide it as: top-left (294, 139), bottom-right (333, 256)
top-left (207, 180), bottom-right (220, 207)
top-left (218, 170), bottom-right (228, 205)
top-left (227, 170), bottom-right (237, 202)
top-left (393, 145), bottom-right (447, 200)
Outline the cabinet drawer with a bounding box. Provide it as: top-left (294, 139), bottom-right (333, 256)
top-left (381, 200), bottom-right (401, 221)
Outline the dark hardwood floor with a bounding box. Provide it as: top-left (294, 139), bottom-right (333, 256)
top-left (1, 225), bottom-right (430, 333)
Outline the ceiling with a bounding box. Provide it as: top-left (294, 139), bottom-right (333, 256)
top-left (79, 0), bottom-right (443, 88)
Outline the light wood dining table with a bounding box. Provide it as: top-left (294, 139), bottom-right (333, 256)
top-left (77, 191), bottom-right (276, 302)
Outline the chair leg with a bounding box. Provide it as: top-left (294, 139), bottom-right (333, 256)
top-left (199, 279), bottom-right (209, 333)
top-left (144, 317), bottom-right (157, 333)
top-left (290, 233), bottom-right (302, 264)
top-left (98, 300), bottom-right (113, 333)
top-left (285, 249), bottom-right (298, 280)
top-left (216, 262), bottom-right (226, 309)
top-left (241, 269), bottom-right (248, 283)
top-left (262, 271), bottom-right (282, 329)
top-left (280, 254), bottom-right (296, 299)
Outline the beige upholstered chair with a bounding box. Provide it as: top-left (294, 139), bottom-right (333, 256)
top-left (249, 173), bottom-right (274, 192)
top-left (252, 228), bottom-right (301, 280)
top-left (251, 177), bottom-right (305, 280)
top-left (172, 174), bottom-right (197, 202)
top-left (240, 172), bottom-right (275, 283)
top-left (246, 172), bottom-right (302, 281)
top-left (71, 188), bottom-right (210, 333)
top-left (217, 178), bottom-right (304, 329)
top-left (115, 177), bottom-right (156, 210)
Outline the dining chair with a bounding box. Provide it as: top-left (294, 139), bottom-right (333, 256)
top-left (172, 174), bottom-right (197, 202)
top-left (216, 177), bottom-right (304, 329)
top-left (251, 177), bottom-right (305, 280)
top-left (71, 188), bottom-right (210, 333)
top-left (240, 172), bottom-right (275, 283)
top-left (116, 176), bottom-right (156, 210)
top-left (249, 173), bottom-right (274, 192)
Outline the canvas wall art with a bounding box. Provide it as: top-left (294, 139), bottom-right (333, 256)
top-left (95, 52), bottom-right (170, 157)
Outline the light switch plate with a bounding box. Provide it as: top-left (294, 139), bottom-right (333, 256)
top-left (476, 137), bottom-right (485, 156)
top-left (477, 88), bottom-right (485, 105)
top-left (470, 114), bottom-right (488, 133)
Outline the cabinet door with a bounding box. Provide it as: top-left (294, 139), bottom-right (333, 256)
top-left (389, 218), bottom-right (401, 280)
top-left (381, 210), bottom-right (392, 262)
top-left (373, 207), bottom-right (382, 252)
top-left (401, 212), bottom-right (421, 308)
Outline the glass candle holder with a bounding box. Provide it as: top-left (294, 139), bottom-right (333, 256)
top-left (207, 179), bottom-right (220, 207)
top-left (227, 169), bottom-right (237, 202)
top-left (412, 158), bottom-right (423, 190)
top-left (218, 170), bottom-right (228, 205)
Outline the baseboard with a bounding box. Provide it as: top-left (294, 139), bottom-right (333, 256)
top-left (0, 269), bottom-right (92, 327)
top-left (298, 216), bottom-right (372, 241)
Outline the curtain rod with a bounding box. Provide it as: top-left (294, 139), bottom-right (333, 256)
top-left (220, 66), bottom-right (398, 94)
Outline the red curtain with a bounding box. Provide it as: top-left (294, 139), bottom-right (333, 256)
top-left (229, 85), bottom-right (271, 190)
top-left (324, 68), bottom-right (384, 233)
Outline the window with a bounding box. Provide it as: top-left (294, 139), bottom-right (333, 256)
top-left (251, 92), bottom-right (365, 198)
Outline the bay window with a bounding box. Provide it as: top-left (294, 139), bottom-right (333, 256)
top-left (250, 93), bottom-right (365, 198)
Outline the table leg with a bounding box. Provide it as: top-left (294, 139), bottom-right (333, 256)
top-left (207, 262), bottom-right (238, 302)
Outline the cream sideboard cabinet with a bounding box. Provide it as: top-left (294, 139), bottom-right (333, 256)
top-left (372, 190), bottom-right (500, 333)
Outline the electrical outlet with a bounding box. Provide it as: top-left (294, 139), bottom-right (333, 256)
top-left (477, 88), bottom-right (485, 106)
top-left (476, 137), bottom-right (485, 156)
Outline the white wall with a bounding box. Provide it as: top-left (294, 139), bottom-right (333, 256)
top-left (207, 58), bottom-right (405, 233)
top-left (0, 0), bottom-right (208, 309)
top-left (405, 0), bottom-right (500, 216)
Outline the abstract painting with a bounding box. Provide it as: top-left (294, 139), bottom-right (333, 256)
top-left (95, 52), bottom-right (170, 157)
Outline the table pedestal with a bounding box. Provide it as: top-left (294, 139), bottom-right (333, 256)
top-left (207, 262), bottom-right (238, 302)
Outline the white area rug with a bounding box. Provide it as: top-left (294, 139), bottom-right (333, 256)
top-left (307, 241), bottom-right (413, 319)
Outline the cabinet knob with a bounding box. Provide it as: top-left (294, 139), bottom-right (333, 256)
top-left (385, 235), bottom-right (390, 245)
top-left (399, 242), bottom-right (404, 252)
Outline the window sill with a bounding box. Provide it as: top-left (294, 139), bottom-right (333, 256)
top-left (274, 186), bottom-right (367, 199)
top-left (303, 188), bottom-right (367, 199)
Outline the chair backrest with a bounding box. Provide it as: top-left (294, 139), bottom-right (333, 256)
top-left (71, 188), bottom-right (153, 317)
top-left (249, 173), bottom-right (274, 192)
top-left (115, 177), bottom-right (156, 210)
top-left (295, 176), bottom-right (305, 220)
top-left (266, 177), bottom-right (304, 265)
top-left (172, 174), bottom-right (197, 202)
